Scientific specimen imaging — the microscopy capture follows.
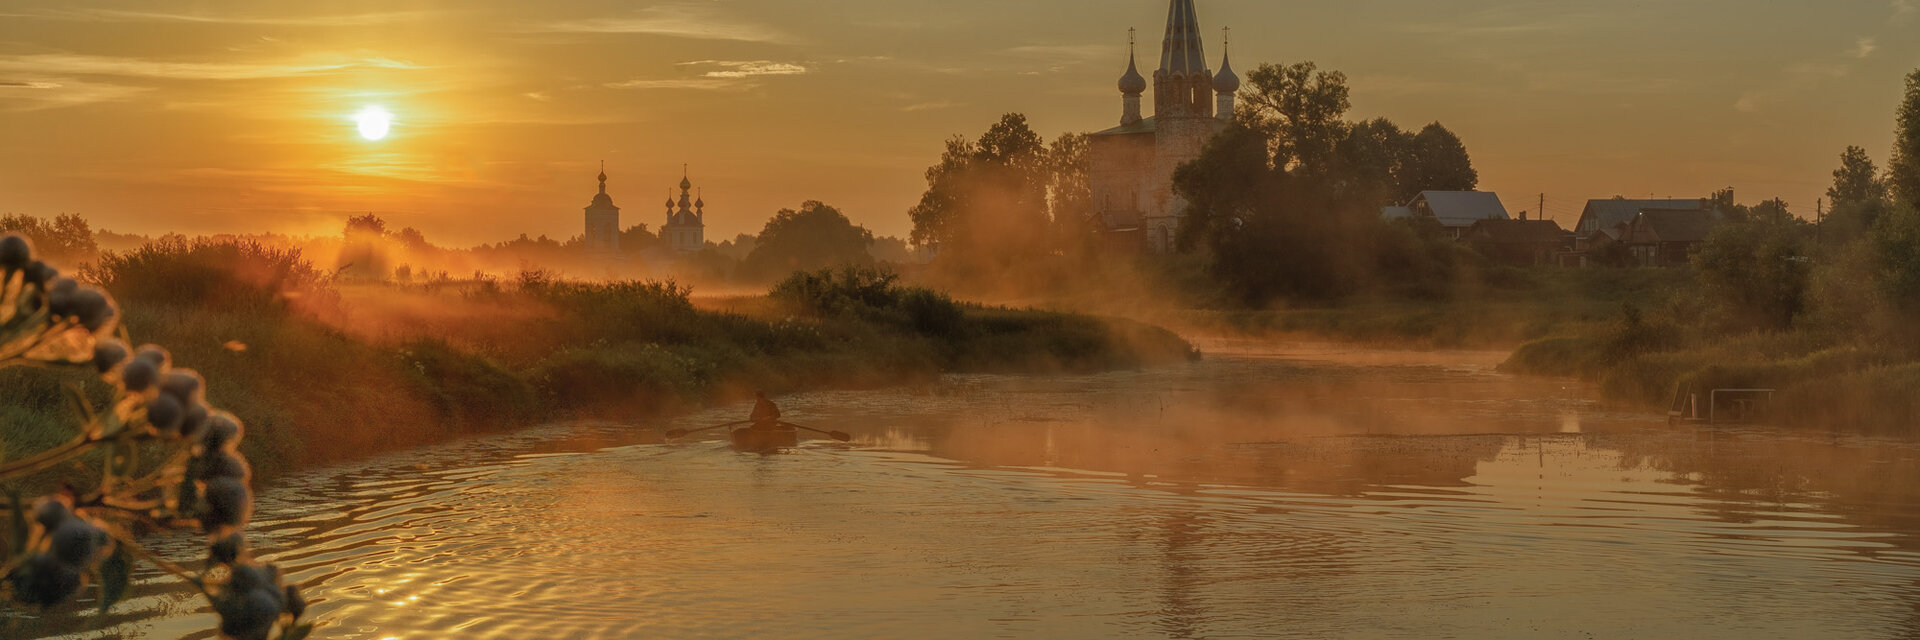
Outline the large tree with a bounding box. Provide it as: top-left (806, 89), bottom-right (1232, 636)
top-left (0, 213), bottom-right (96, 266)
top-left (1696, 211), bottom-right (1812, 330)
top-left (907, 113), bottom-right (1062, 262)
top-left (1892, 69), bottom-right (1920, 206)
top-left (1173, 61), bottom-right (1475, 302)
top-left (745, 200), bottom-right (874, 278)
top-left (1046, 132), bottom-right (1092, 242)
top-left (1829, 145), bottom-right (1889, 207)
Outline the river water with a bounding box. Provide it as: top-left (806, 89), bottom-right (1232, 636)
top-left (14, 342), bottom-right (1920, 639)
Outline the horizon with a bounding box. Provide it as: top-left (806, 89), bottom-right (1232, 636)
top-left (2, 0), bottom-right (1916, 245)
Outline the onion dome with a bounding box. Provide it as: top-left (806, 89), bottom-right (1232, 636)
top-left (679, 176), bottom-right (692, 191)
top-left (1119, 50), bottom-right (1146, 95)
top-left (1212, 48), bottom-right (1239, 94)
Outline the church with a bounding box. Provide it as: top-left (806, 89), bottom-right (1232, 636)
top-left (1088, 0), bottom-right (1237, 255)
top-left (580, 165), bottom-right (707, 256)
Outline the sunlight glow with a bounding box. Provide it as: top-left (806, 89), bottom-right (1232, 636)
top-left (355, 105), bottom-right (393, 141)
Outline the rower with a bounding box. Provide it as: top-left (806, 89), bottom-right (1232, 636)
top-left (749, 391), bottom-right (781, 431)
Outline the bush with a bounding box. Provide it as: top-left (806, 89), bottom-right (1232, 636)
top-left (80, 237), bottom-right (339, 318)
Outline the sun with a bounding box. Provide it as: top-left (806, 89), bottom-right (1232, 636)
top-left (355, 105), bottom-right (393, 141)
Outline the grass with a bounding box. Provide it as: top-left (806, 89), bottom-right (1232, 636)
top-left (3, 247), bottom-right (1198, 479)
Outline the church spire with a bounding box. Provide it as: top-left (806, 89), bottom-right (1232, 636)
top-left (597, 160), bottom-right (607, 194)
top-left (1213, 27), bottom-right (1239, 121)
top-left (1157, 0), bottom-right (1206, 77)
top-left (1152, 0), bottom-right (1213, 118)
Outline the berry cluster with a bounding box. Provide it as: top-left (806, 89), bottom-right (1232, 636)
top-left (0, 233), bottom-right (312, 639)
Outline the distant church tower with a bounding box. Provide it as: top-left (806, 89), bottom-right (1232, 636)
top-left (662, 168), bottom-right (706, 254)
top-left (1088, 0), bottom-right (1236, 255)
top-left (583, 162), bottom-right (621, 254)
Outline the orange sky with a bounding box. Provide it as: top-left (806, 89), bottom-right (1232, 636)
top-left (1, 1), bottom-right (1916, 246)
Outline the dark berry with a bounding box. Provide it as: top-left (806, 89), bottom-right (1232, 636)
top-left (146, 394), bottom-right (185, 434)
top-left (158, 369), bottom-right (204, 404)
top-left (209, 532), bottom-right (245, 565)
top-left (216, 585), bottom-right (283, 640)
top-left (133, 344), bottom-right (170, 369)
top-left (92, 339), bottom-right (129, 374)
top-left (203, 412), bottom-right (244, 450)
top-left (33, 498), bottom-right (70, 530)
top-left (0, 234), bottom-right (29, 270)
top-left (22, 260), bottom-right (55, 286)
top-left (121, 358), bottom-right (158, 392)
top-left (6, 553), bottom-right (82, 607)
top-left (179, 401), bottom-right (210, 440)
top-left (200, 451), bottom-right (251, 482)
top-left (202, 477), bottom-right (252, 531)
top-left (49, 518), bottom-right (105, 567)
top-left (71, 288), bottom-right (113, 331)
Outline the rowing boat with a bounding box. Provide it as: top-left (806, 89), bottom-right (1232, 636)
top-left (731, 426), bottom-right (798, 451)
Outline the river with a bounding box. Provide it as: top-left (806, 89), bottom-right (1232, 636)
top-left (13, 341), bottom-right (1920, 639)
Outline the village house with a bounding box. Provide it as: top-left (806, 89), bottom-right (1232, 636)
top-left (1381, 190), bottom-right (1512, 240)
top-left (1619, 209), bottom-right (1718, 266)
top-left (1564, 197), bottom-right (1722, 266)
top-left (1462, 218), bottom-right (1570, 266)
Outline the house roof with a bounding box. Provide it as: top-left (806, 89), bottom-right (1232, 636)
top-left (1631, 209), bottom-right (1717, 243)
top-left (1091, 116), bottom-right (1158, 136)
top-left (1467, 219), bottom-right (1568, 244)
top-left (1577, 198), bottom-right (1708, 233)
top-left (1413, 191), bottom-right (1509, 228)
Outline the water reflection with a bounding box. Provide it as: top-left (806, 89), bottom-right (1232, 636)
top-left (12, 345), bottom-right (1920, 639)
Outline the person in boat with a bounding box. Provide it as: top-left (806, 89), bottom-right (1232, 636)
top-left (749, 391), bottom-right (782, 431)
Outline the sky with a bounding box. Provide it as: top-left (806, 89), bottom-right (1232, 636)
top-left (0, 0), bottom-right (1916, 246)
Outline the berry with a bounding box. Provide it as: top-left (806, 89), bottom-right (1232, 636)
top-left (284, 584), bottom-right (307, 618)
top-left (0, 234), bottom-right (29, 270)
top-left (23, 260), bottom-right (56, 286)
top-left (159, 369), bottom-right (204, 404)
top-left (93, 339), bottom-right (130, 374)
top-left (203, 412), bottom-right (244, 450)
top-left (6, 553), bottom-right (82, 608)
top-left (146, 394), bottom-right (185, 434)
top-left (179, 401), bottom-right (210, 440)
top-left (70, 288), bottom-right (114, 331)
top-left (202, 477), bottom-right (252, 531)
top-left (133, 344), bottom-right (170, 369)
top-left (33, 498), bottom-right (71, 530)
top-left (216, 585), bottom-right (283, 640)
top-left (209, 532), bottom-right (245, 566)
top-left (121, 358), bottom-right (158, 392)
top-left (49, 518), bottom-right (105, 567)
top-left (200, 451), bottom-right (251, 482)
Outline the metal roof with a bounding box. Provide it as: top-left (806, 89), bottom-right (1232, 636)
top-left (1158, 0), bottom-right (1207, 76)
top-left (1576, 198), bottom-right (1708, 233)
top-left (1412, 191), bottom-right (1510, 228)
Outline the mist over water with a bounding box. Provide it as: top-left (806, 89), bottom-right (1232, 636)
top-left (17, 342), bottom-right (1920, 639)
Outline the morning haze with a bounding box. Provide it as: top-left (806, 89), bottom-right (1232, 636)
top-left (6, 0), bottom-right (1920, 638)
top-left (2, 0), bottom-right (1912, 242)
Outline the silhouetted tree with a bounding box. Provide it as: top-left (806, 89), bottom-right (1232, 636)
top-left (1402, 122), bottom-right (1478, 198)
top-left (1696, 206), bottom-right (1812, 330)
top-left (0, 213), bottom-right (96, 265)
top-left (1046, 132), bottom-right (1092, 246)
top-left (1830, 146), bottom-right (1889, 208)
top-left (745, 201), bottom-right (874, 278)
top-left (1240, 62), bottom-right (1350, 172)
top-left (907, 113), bottom-right (1054, 262)
top-left (1892, 69), bottom-right (1920, 206)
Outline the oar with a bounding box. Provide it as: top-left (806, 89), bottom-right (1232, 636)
top-left (777, 421), bottom-right (853, 442)
top-left (664, 420), bottom-right (749, 439)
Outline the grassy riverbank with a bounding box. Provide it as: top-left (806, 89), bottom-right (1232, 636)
top-left (3, 240), bottom-right (1195, 479)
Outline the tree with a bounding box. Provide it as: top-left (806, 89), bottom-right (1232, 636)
top-left (1829, 145), bottom-right (1889, 207)
top-left (1402, 122), bottom-right (1478, 198)
top-left (906, 113), bottom-right (1052, 261)
top-left (744, 201), bottom-right (875, 278)
top-left (1046, 132), bottom-right (1092, 243)
top-left (0, 213), bottom-right (97, 265)
top-left (1892, 69), bottom-right (1920, 206)
top-left (338, 213), bottom-right (389, 280)
top-left (1331, 118), bottom-right (1413, 207)
top-left (1695, 212), bottom-right (1813, 330)
top-left (1239, 62), bottom-right (1350, 172)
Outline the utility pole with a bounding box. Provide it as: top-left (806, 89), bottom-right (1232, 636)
top-left (1540, 193), bottom-right (1546, 222)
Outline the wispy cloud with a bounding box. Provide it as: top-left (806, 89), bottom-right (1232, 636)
top-left (1001, 45), bottom-right (1114, 63)
top-left (902, 100), bottom-right (959, 112)
top-left (677, 60), bottom-right (808, 79)
top-left (0, 54), bottom-right (422, 81)
top-left (1853, 37), bottom-right (1878, 58)
top-left (603, 78), bottom-right (750, 91)
top-left (1896, 0), bottom-right (1917, 24)
top-left (0, 79), bottom-right (152, 111)
top-left (5, 8), bottom-right (436, 27)
top-left (1395, 6), bottom-right (1615, 37)
top-left (535, 4), bottom-right (790, 43)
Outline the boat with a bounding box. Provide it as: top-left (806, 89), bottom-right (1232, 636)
top-left (731, 425), bottom-right (799, 451)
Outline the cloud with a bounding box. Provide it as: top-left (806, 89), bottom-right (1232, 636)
top-left (6, 8), bottom-right (435, 27)
top-left (1001, 45), bottom-right (1114, 63)
top-left (677, 60), bottom-right (808, 78)
top-left (535, 4), bottom-right (791, 43)
top-left (1854, 37), bottom-right (1878, 58)
top-left (902, 100), bottom-right (959, 112)
top-left (1897, 0), bottom-right (1917, 24)
top-left (0, 79), bottom-right (152, 111)
top-left (0, 53), bottom-right (421, 81)
top-left (603, 78), bottom-right (750, 91)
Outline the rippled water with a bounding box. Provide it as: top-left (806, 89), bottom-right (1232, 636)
top-left (15, 342), bottom-right (1920, 638)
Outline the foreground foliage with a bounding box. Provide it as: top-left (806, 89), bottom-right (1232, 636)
top-left (0, 234), bottom-right (311, 639)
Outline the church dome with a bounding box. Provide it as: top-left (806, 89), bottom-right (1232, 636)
top-left (1212, 52), bottom-right (1240, 93)
top-left (1118, 55), bottom-right (1146, 95)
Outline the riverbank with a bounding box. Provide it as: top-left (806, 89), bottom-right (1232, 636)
top-left (2, 241), bottom-right (1195, 479)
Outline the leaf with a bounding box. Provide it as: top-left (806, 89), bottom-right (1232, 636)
top-left (280, 621), bottom-right (315, 640)
top-left (4, 487), bottom-right (24, 562)
top-left (98, 544), bottom-right (130, 614)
